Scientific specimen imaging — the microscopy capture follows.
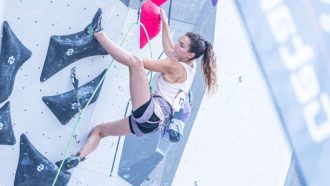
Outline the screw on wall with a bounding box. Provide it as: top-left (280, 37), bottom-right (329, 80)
top-left (238, 76), bottom-right (243, 83)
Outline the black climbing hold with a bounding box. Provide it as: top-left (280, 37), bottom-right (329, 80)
top-left (0, 102), bottom-right (16, 145)
top-left (40, 9), bottom-right (107, 82)
top-left (14, 134), bottom-right (71, 186)
top-left (42, 70), bottom-right (107, 125)
top-left (0, 21), bottom-right (32, 103)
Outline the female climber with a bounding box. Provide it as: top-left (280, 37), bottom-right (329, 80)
top-left (57, 8), bottom-right (217, 170)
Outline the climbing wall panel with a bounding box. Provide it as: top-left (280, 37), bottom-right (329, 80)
top-left (0, 0), bottom-right (130, 185)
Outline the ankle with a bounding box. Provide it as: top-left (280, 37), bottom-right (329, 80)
top-left (93, 30), bottom-right (103, 37)
top-left (75, 152), bottom-right (86, 161)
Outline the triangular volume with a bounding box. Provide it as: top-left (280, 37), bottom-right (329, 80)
top-left (0, 102), bottom-right (16, 145)
top-left (120, 0), bottom-right (129, 7)
top-left (14, 134), bottom-right (71, 186)
top-left (40, 9), bottom-right (107, 82)
top-left (140, 0), bottom-right (161, 48)
top-left (118, 151), bottom-right (164, 185)
top-left (0, 21), bottom-right (32, 103)
top-left (42, 70), bottom-right (107, 125)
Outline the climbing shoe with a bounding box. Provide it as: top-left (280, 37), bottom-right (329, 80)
top-left (85, 8), bottom-right (103, 35)
top-left (56, 154), bottom-right (83, 171)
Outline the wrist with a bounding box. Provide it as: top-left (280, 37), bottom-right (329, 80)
top-left (161, 18), bottom-right (168, 23)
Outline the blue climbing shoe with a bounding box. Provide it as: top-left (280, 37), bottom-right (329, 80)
top-left (85, 8), bottom-right (103, 35)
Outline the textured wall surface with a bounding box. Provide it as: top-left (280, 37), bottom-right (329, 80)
top-left (0, 1), bottom-right (133, 185)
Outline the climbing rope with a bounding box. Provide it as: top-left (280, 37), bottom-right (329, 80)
top-left (52, 4), bottom-right (154, 186)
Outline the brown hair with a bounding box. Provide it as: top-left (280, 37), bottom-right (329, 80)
top-left (185, 32), bottom-right (217, 93)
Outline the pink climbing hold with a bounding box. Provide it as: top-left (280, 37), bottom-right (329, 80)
top-left (140, 0), bottom-right (167, 48)
top-left (140, 0), bottom-right (160, 48)
top-left (151, 0), bottom-right (167, 6)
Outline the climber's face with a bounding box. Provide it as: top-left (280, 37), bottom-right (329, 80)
top-left (173, 35), bottom-right (195, 61)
